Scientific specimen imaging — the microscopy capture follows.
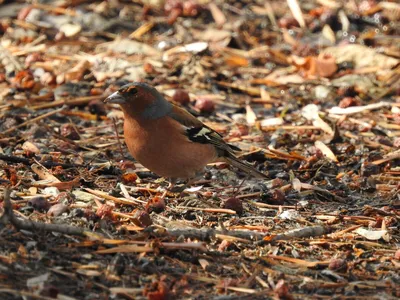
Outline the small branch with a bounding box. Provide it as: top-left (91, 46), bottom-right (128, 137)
top-left (0, 289), bottom-right (55, 300)
top-left (32, 3), bottom-right (77, 16)
top-left (96, 241), bottom-right (207, 254)
top-left (111, 117), bottom-right (125, 159)
top-left (31, 95), bottom-right (104, 110)
top-left (176, 206), bottom-right (237, 214)
top-left (1, 189), bottom-right (87, 236)
top-left (0, 154), bottom-right (84, 169)
top-left (146, 226), bottom-right (266, 241)
top-left (1, 107), bottom-right (65, 136)
top-left (270, 225), bottom-right (330, 241)
top-left (146, 225), bottom-right (331, 243)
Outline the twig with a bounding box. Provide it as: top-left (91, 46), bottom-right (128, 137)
top-left (85, 188), bottom-right (146, 205)
top-left (31, 95), bottom-right (104, 110)
top-left (371, 150), bottom-right (400, 165)
top-left (300, 183), bottom-right (345, 203)
top-left (1, 189), bottom-right (87, 236)
top-left (32, 3), bottom-right (77, 16)
top-left (270, 225), bottom-right (330, 241)
top-left (0, 289), bottom-right (55, 300)
top-left (148, 224), bottom-right (332, 244)
top-left (0, 107), bottom-right (65, 136)
top-left (147, 226), bottom-right (266, 241)
top-left (0, 154), bottom-right (83, 169)
top-left (0, 45), bottom-right (23, 71)
top-left (254, 202), bottom-right (297, 209)
top-left (176, 206), bottom-right (237, 214)
top-left (96, 241), bottom-right (207, 253)
top-left (111, 117), bottom-right (125, 159)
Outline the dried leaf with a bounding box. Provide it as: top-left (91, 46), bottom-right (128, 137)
top-left (292, 178), bottom-right (301, 192)
top-left (185, 185), bottom-right (203, 193)
top-left (260, 117), bottom-right (284, 127)
top-left (338, 10), bottom-right (350, 32)
top-left (279, 210), bottom-right (300, 220)
top-left (59, 23), bottom-right (81, 37)
top-left (302, 104), bottom-right (334, 136)
top-left (198, 259), bottom-right (210, 270)
top-left (322, 44), bottom-right (399, 69)
top-left (106, 39), bottom-right (159, 56)
top-left (64, 60), bottom-right (91, 82)
top-left (355, 228), bottom-right (390, 241)
top-left (22, 141), bottom-right (40, 154)
top-left (292, 54), bottom-right (337, 77)
top-left (208, 3), bottom-right (226, 26)
top-left (328, 102), bottom-right (392, 115)
top-left (287, 0), bottom-right (305, 28)
top-left (162, 42), bottom-right (208, 61)
top-left (245, 104), bottom-right (257, 125)
top-left (31, 164), bottom-right (60, 182)
top-left (322, 24), bottom-right (335, 44)
top-left (315, 141), bottom-right (338, 162)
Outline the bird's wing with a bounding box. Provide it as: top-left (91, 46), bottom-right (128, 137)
top-left (168, 105), bottom-right (241, 156)
top-left (168, 104), bottom-right (268, 179)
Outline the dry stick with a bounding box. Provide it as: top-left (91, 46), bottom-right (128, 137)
top-left (0, 289), bottom-right (55, 300)
top-left (111, 117), bottom-right (125, 159)
top-left (176, 206), bottom-right (237, 214)
top-left (1, 107), bottom-right (65, 136)
top-left (96, 241), bottom-right (208, 254)
top-left (149, 226), bottom-right (266, 241)
top-left (0, 153), bottom-right (83, 169)
top-left (31, 95), bottom-right (103, 110)
top-left (0, 189), bottom-right (87, 236)
top-left (151, 224), bottom-right (331, 243)
top-left (270, 225), bottom-right (330, 241)
top-left (0, 45), bottom-right (23, 71)
top-left (32, 3), bottom-right (77, 16)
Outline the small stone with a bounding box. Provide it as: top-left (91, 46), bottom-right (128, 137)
top-left (274, 279), bottom-right (291, 298)
top-left (172, 89), bottom-right (190, 105)
top-left (329, 258), bottom-right (348, 271)
top-left (60, 124), bottom-right (80, 140)
top-left (145, 196), bottom-right (166, 214)
top-left (223, 197), bottom-right (243, 214)
top-left (47, 203), bottom-right (69, 217)
top-left (339, 97), bottom-right (359, 108)
top-left (28, 196), bottom-right (51, 211)
top-left (133, 210), bottom-right (152, 227)
top-left (395, 249), bottom-right (400, 260)
top-left (88, 100), bottom-right (106, 116)
top-left (96, 204), bottom-right (113, 219)
top-left (43, 187), bottom-right (60, 197)
top-left (59, 23), bottom-right (82, 37)
top-left (314, 85), bottom-right (331, 99)
top-left (195, 97), bottom-right (215, 113)
top-left (121, 172), bottom-right (138, 184)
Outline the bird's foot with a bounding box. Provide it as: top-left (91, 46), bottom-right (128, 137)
top-left (165, 177), bottom-right (206, 197)
top-left (169, 184), bottom-right (188, 193)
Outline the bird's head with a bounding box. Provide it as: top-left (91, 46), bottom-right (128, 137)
top-left (104, 83), bottom-right (149, 105)
top-left (104, 82), bottom-right (172, 119)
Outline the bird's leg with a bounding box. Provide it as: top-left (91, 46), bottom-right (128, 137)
top-left (176, 172), bottom-right (205, 195)
top-left (167, 178), bottom-right (177, 191)
top-left (159, 178), bottom-right (177, 199)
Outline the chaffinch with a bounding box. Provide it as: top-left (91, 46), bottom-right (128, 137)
top-left (104, 82), bottom-right (268, 187)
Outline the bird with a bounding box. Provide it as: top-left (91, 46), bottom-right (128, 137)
top-left (104, 82), bottom-right (268, 189)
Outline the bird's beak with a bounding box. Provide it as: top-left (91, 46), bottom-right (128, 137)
top-left (104, 91), bottom-right (126, 104)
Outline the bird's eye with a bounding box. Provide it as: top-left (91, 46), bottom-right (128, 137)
top-left (128, 87), bottom-right (138, 95)
top-left (120, 86), bottom-right (138, 95)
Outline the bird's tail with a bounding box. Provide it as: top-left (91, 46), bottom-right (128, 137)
top-left (224, 156), bottom-right (268, 179)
